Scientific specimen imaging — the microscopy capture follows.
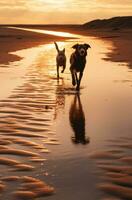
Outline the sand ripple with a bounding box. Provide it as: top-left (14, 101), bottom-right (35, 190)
top-left (89, 137), bottom-right (132, 199)
top-left (0, 57), bottom-right (59, 199)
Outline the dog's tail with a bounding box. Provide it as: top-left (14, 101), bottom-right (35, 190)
top-left (54, 42), bottom-right (59, 52)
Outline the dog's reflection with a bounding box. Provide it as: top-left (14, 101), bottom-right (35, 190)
top-left (54, 78), bottom-right (65, 120)
top-left (69, 94), bottom-right (89, 144)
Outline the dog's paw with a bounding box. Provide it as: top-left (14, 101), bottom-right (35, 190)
top-left (72, 80), bottom-right (76, 86)
top-left (61, 70), bottom-right (64, 73)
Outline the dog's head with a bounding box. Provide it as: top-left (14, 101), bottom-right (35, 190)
top-left (72, 43), bottom-right (91, 57)
top-left (58, 48), bottom-right (65, 56)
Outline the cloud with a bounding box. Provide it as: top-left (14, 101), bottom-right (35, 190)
top-left (96, 0), bottom-right (132, 5)
top-left (0, 0), bottom-right (131, 24)
top-left (0, 0), bottom-right (27, 9)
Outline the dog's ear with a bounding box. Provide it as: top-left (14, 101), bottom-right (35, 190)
top-left (72, 44), bottom-right (79, 49)
top-left (84, 43), bottom-right (91, 49)
top-left (63, 48), bottom-right (65, 53)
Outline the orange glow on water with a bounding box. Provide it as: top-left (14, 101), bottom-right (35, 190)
top-left (8, 27), bottom-right (79, 38)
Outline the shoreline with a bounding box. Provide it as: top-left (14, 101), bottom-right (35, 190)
top-left (1, 26), bottom-right (132, 68)
top-left (0, 26), bottom-right (131, 200)
top-left (0, 27), bottom-right (72, 65)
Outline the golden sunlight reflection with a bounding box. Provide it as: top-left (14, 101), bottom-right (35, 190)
top-left (0, 25), bottom-right (132, 200)
top-left (40, 42), bottom-right (66, 51)
top-left (8, 27), bottom-right (79, 38)
top-left (39, 41), bottom-right (67, 77)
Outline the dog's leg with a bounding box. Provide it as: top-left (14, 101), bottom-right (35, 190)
top-left (57, 65), bottom-right (59, 78)
top-left (61, 64), bottom-right (66, 73)
top-left (75, 72), bottom-right (79, 85)
top-left (70, 68), bottom-right (76, 86)
top-left (76, 72), bottom-right (83, 91)
top-left (71, 72), bottom-right (76, 86)
top-left (72, 73), bottom-right (76, 86)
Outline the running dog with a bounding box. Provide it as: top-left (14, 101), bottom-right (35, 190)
top-left (54, 42), bottom-right (66, 78)
top-left (70, 43), bottom-right (91, 91)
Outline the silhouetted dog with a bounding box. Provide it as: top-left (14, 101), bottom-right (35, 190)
top-left (70, 43), bottom-right (91, 90)
top-left (54, 42), bottom-right (66, 78)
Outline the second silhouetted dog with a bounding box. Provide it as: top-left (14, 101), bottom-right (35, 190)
top-left (54, 42), bottom-right (66, 78)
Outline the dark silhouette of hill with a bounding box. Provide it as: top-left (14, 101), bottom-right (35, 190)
top-left (83, 16), bottom-right (132, 29)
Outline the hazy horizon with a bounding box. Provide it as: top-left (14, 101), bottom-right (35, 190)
top-left (0, 0), bottom-right (132, 24)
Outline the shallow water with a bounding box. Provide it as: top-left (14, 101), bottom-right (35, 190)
top-left (8, 26), bottom-right (80, 38)
top-left (0, 28), bottom-right (132, 200)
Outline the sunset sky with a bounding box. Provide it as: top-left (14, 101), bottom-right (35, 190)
top-left (0, 0), bottom-right (132, 24)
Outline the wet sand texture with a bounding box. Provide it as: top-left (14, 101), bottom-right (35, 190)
top-left (0, 44), bottom-right (61, 199)
top-left (89, 137), bottom-right (132, 199)
top-left (0, 26), bottom-right (132, 200)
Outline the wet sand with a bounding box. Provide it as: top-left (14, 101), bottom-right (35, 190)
top-left (0, 27), bottom-right (70, 65)
top-left (17, 25), bottom-right (132, 68)
top-left (0, 26), bottom-right (132, 200)
top-left (81, 28), bottom-right (132, 69)
top-left (0, 27), bottom-right (74, 100)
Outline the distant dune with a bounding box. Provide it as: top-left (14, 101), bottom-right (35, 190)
top-left (83, 16), bottom-right (132, 29)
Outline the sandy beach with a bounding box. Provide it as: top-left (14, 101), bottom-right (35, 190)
top-left (0, 26), bottom-right (132, 200)
top-left (0, 26), bottom-right (70, 64)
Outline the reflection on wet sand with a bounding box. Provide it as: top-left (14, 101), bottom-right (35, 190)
top-left (69, 94), bottom-right (89, 144)
top-left (0, 27), bottom-right (132, 200)
top-left (54, 78), bottom-right (65, 119)
top-left (0, 43), bottom-right (60, 199)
